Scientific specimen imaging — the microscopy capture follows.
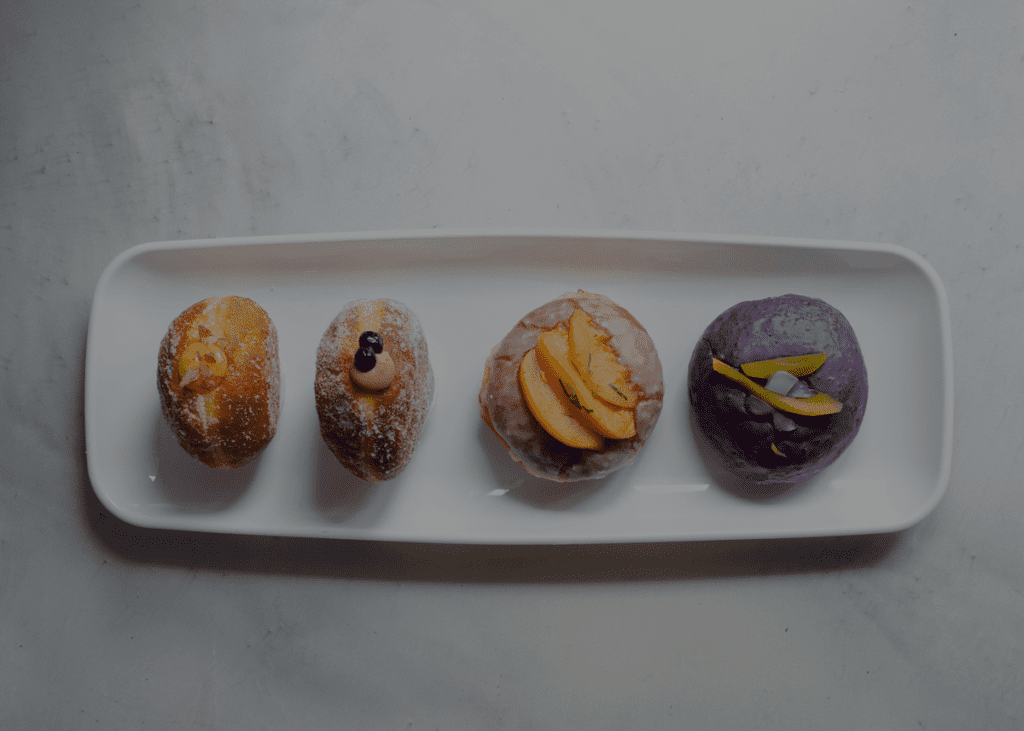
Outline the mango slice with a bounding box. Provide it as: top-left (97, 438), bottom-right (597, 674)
top-left (740, 352), bottom-right (827, 379)
top-left (712, 357), bottom-right (842, 416)
top-left (537, 327), bottom-right (637, 439)
top-left (519, 349), bottom-right (604, 450)
top-left (567, 309), bottom-right (638, 408)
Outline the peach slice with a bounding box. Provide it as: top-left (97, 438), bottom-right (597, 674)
top-left (567, 309), bottom-right (638, 408)
top-left (519, 348), bottom-right (604, 450)
top-left (740, 353), bottom-right (828, 379)
top-left (537, 327), bottom-right (637, 440)
top-left (712, 357), bottom-right (842, 416)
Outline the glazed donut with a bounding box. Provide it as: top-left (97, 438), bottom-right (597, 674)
top-left (315, 299), bottom-right (433, 482)
top-left (157, 296), bottom-right (280, 468)
top-left (688, 293), bottom-right (868, 488)
top-left (479, 290), bottom-right (664, 482)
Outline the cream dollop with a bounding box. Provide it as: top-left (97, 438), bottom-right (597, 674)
top-left (351, 351), bottom-right (395, 391)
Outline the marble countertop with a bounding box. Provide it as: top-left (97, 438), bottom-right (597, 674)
top-left (2, 0), bottom-right (1022, 728)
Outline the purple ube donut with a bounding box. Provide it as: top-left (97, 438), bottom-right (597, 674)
top-left (688, 294), bottom-right (868, 489)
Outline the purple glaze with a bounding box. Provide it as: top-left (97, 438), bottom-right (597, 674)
top-left (688, 294), bottom-right (868, 488)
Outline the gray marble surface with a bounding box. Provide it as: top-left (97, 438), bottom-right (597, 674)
top-left (2, 0), bottom-right (1023, 728)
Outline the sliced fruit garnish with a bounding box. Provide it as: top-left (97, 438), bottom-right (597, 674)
top-left (713, 357), bottom-right (842, 416)
top-left (518, 348), bottom-right (604, 450)
top-left (740, 353), bottom-right (828, 379)
top-left (537, 327), bottom-right (636, 439)
top-left (179, 342), bottom-right (228, 378)
top-left (178, 341), bottom-right (228, 390)
top-left (567, 309), bottom-right (638, 408)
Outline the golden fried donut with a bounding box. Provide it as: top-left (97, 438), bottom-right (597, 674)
top-left (157, 296), bottom-right (280, 468)
top-left (315, 299), bottom-right (433, 482)
top-left (479, 291), bottom-right (664, 482)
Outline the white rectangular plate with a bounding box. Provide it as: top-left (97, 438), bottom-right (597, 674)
top-left (85, 230), bottom-right (953, 543)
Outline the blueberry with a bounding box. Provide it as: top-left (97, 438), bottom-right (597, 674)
top-left (353, 347), bottom-right (377, 372)
top-left (359, 331), bottom-right (384, 354)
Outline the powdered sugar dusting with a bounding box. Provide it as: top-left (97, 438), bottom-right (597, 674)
top-left (315, 298), bottom-right (432, 482)
top-left (157, 296), bottom-right (280, 468)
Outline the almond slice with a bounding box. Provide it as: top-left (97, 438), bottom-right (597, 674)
top-left (180, 367), bottom-right (202, 388)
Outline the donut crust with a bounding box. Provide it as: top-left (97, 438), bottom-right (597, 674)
top-left (479, 291), bottom-right (664, 482)
top-left (157, 296), bottom-right (280, 468)
top-left (315, 299), bottom-right (433, 482)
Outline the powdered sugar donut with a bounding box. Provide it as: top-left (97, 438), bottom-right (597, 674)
top-left (157, 296), bottom-right (280, 468)
top-left (315, 299), bottom-right (433, 482)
